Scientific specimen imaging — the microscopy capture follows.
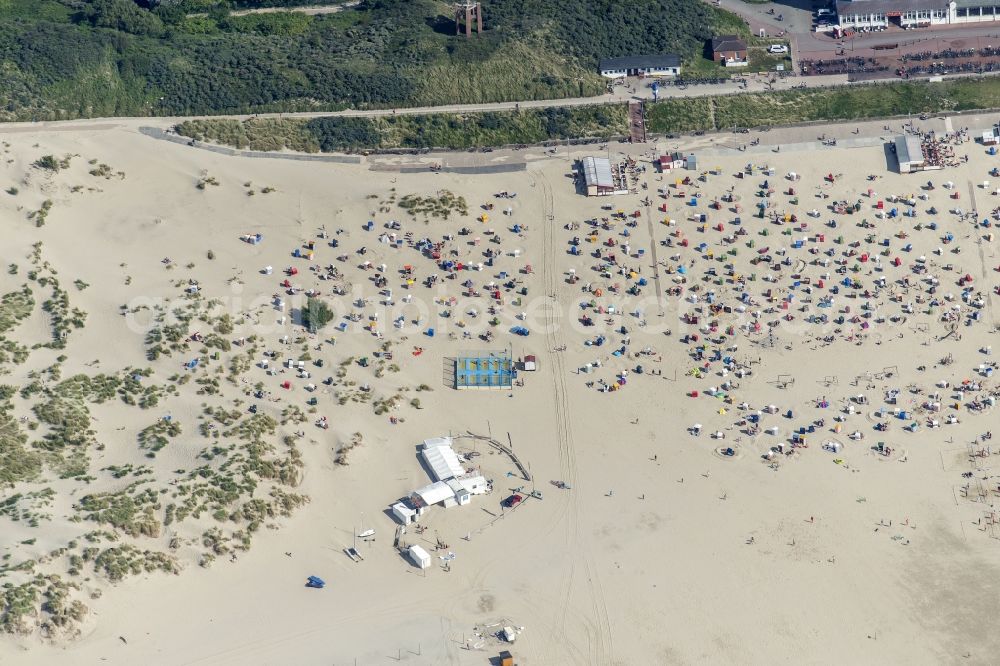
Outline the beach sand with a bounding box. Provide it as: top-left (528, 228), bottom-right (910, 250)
top-left (1, 117), bottom-right (999, 665)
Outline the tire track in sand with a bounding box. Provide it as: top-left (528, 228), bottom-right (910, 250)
top-left (537, 171), bottom-right (615, 664)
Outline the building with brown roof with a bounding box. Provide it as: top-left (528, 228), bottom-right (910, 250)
top-left (711, 35), bottom-right (748, 66)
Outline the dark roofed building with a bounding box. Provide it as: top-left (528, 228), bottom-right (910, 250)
top-left (711, 35), bottom-right (748, 64)
top-left (599, 54), bottom-right (681, 78)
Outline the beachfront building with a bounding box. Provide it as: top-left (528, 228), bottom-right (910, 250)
top-left (659, 152), bottom-right (686, 172)
top-left (598, 54), bottom-right (681, 78)
top-left (836, 0), bottom-right (1000, 30)
top-left (893, 134), bottom-right (930, 173)
top-left (421, 436), bottom-right (465, 479)
top-left (391, 437), bottom-right (490, 522)
top-left (391, 502), bottom-right (417, 525)
top-left (982, 124), bottom-right (1000, 145)
top-left (579, 156), bottom-right (630, 196)
top-left (659, 152), bottom-right (698, 172)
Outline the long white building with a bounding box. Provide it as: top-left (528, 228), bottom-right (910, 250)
top-left (390, 437), bottom-right (489, 524)
top-left (836, 0), bottom-right (1000, 29)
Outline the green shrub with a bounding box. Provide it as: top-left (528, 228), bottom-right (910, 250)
top-left (301, 297), bottom-right (335, 333)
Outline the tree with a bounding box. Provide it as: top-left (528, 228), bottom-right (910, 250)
top-left (78, 0), bottom-right (164, 36)
top-left (301, 297), bottom-right (334, 333)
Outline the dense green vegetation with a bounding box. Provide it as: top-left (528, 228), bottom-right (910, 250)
top-left (647, 78), bottom-right (1000, 134)
top-left (177, 105), bottom-right (627, 151)
top-left (0, 0), bottom-right (744, 120)
top-left (0, 575), bottom-right (85, 635)
top-left (301, 297), bottom-right (335, 333)
top-left (177, 77), bottom-right (1000, 152)
top-left (0, 412), bottom-right (43, 484)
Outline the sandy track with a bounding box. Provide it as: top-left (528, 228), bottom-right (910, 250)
top-left (538, 170), bottom-right (615, 663)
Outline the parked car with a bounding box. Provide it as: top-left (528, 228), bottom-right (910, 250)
top-left (768, 44), bottom-right (789, 54)
top-left (502, 494), bottom-right (523, 508)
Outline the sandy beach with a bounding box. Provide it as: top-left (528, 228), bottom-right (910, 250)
top-left (1, 115), bottom-right (1000, 665)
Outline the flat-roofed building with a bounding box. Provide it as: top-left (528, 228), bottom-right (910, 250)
top-left (579, 156), bottom-right (629, 196)
top-left (894, 134), bottom-right (927, 173)
top-left (836, 0), bottom-right (1000, 30)
top-left (598, 54), bottom-right (681, 78)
